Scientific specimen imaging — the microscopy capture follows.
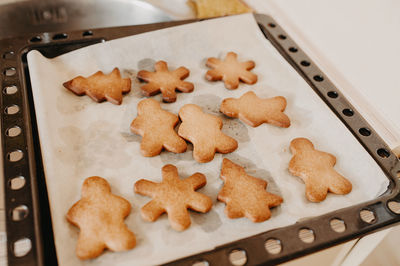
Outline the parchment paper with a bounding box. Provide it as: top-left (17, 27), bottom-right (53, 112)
top-left (27, 14), bottom-right (389, 266)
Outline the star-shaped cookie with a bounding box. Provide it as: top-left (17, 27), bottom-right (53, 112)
top-left (205, 51), bottom-right (257, 89)
top-left (137, 60), bottom-right (194, 103)
top-left (130, 99), bottom-right (187, 157)
top-left (63, 68), bottom-right (131, 105)
top-left (134, 164), bottom-right (213, 231)
top-left (220, 91), bottom-right (291, 127)
top-left (178, 104), bottom-right (238, 163)
top-left (218, 159), bottom-right (283, 222)
top-left (289, 138), bottom-right (352, 202)
top-left (66, 176), bottom-right (136, 260)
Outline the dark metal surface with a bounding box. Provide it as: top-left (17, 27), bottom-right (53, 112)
top-left (0, 14), bottom-right (399, 266)
top-left (0, 0), bottom-right (171, 39)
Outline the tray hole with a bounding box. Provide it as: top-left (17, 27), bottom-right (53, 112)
top-left (265, 238), bottom-right (282, 254)
top-left (313, 75), bottom-right (324, 82)
top-left (53, 33), bottom-right (68, 40)
top-left (3, 51), bottom-right (14, 59)
top-left (229, 249), bottom-right (247, 266)
top-left (192, 260), bottom-right (209, 266)
top-left (330, 218), bottom-right (346, 233)
top-left (30, 36), bottom-right (42, 42)
top-left (7, 150), bottom-right (23, 162)
top-left (342, 108), bottom-right (354, 117)
top-left (10, 176), bottom-right (25, 190)
top-left (5, 105), bottom-right (20, 115)
top-left (289, 47), bottom-right (298, 53)
top-left (327, 91), bottom-right (338, 98)
top-left (13, 238), bottom-right (31, 257)
top-left (12, 205), bottom-right (29, 221)
top-left (360, 209), bottom-right (376, 224)
top-left (278, 34), bottom-right (287, 40)
top-left (6, 126), bottom-right (21, 137)
top-left (268, 23), bottom-right (276, 28)
top-left (388, 201), bottom-right (400, 214)
top-left (377, 148), bottom-right (390, 158)
top-left (4, 85), bottom-right (18, 95)
top-left (4, 67), bottom-right (16, 77)
top-left (300, 60), bottom-right (310, 67)
top-left (83, 30), bottom-right (93, 37)
top-left (298, 228), bottom-right (315, 243)
top-left (359, 127), bottom-right (371, 136)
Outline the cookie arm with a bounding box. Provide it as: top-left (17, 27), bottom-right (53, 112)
top-left (186, 173), bottom-right (207, 190)
top-left (134, 179), bottom-right (158, 197)
top-left (187, 192), bottom-right (212, 213)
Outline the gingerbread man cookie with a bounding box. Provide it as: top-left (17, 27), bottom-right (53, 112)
top-left (137, 60), bottom-right (194, 103)
top-left (130, 99), bottom-right (187, 157)
top-left (289, 138), bottom-right (352, 202)
top-left (66, 176), bottom-right (136, 260)
top-left (178, 104), bottom-right (238, 163)
top-left (218, 158), bottom-right (283, 222)
top-left (220, 91), bottom-right (291, 128)
top-left (134, 164), bottom-right (213, 231)
top-left (205, 51), bottom-right (257, 89)
top-left (63, 68), bottom-right (131, 105)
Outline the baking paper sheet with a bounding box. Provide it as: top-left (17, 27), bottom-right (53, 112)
top-left (27, 14), bottom-right (389, 266)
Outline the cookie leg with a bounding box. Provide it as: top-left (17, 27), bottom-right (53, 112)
top-left (140, 135), bottom-right (163, 157)
top-left (205, 69), bottom-right (223, 81)
top-left (224, 76), bottom-right (240, 90)
top-left (163, 134), bottom-right (187, 154)
top-left (105, 226), bottom-right (136, 252)
top-left (305, 179), bottom-right (328, 202)
top-left (192, 142), bottom-right (216, 163)
top-left (328, 171), bottom-right (352, 195)
top-left (104, 87), bottom-right (123, 105)
top-left (167, 206), bottom-right (191, 231)
top-left (76, 233), bottom-right (105, 260)
top-left (141, 200), bottom-right (165, 222)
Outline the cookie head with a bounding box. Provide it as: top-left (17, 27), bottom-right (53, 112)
top-left (81, 176), bottom-right (111, 196)
top-left (290, 137), bottom-right (314, 155)
top-left (220, 98), bottom-right (240, 117)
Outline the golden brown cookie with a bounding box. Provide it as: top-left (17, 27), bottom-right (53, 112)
top-left (189, 0), bottom-right (253, 19)
top-left (137, 60), bottom-right (194, 103)
top-left (220, 91), bottom-right (291, 128)
top-left (218, 158), bottom-right (283, 222)
top-left (289, 138), bottom-right (352, 202)
top-left (205, 51), bottom-right (257, 89)
top-left (178, 104), bottom-right (238, 163)
top-left (134, 164), bottom-right (212, 231)
top-left (66, 176), bottom-right (136, 260)
top-left (63, 68), bottom-right (131, 105)
top-left (130, 99), bottom-right (187, 157)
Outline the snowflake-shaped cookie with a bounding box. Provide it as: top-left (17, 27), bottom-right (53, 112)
top-left (206, 51), bottom-right (257, 89)
top-left (134, 164), bottom-right (212, 231)
top-left (137, 60), bottom-right (194, 103)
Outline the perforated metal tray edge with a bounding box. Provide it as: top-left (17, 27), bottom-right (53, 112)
top-left (0, 14), bottom-right (399, 266)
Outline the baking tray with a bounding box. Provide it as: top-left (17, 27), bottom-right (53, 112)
top-left (0, 14), bottom-right (399, 266)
